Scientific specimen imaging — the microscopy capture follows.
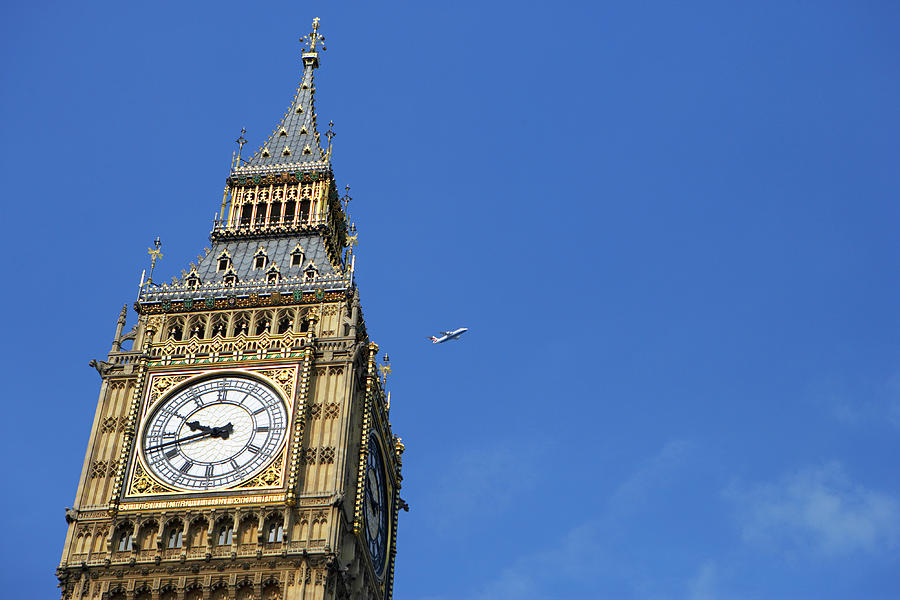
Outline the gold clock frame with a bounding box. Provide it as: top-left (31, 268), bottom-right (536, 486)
top-left (122, 365), bottom-right (298, 504)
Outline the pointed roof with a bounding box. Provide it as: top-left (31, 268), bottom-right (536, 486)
top-left (236, 18), bottom-right (330, 173)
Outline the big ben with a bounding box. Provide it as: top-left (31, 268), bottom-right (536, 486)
top-left (57, 18), bottom-right (403, 600)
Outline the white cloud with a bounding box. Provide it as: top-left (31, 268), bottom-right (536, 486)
top-left (726, 462), bottom-right (900, 556)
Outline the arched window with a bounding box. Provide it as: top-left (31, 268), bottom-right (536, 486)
top-left (135, 587), bottom-right (152, 600)
top-left (262, 580), bottom-right (281, 600)
top-left (237, 515), bottom-right (257, 546)
top-left (266, 518), bottom-right (284, 544)
top-left (137, 521), bottom-right (158, 552)
top-left (168, 321), bottom-right (183, 341)
top-left (270, 200), bottom-right (283, 224)
top-left (109, 588), bottom-right (126, 600)
top-left (216, 523), bottom-right (233, 546)
top-left (277, 316), bottom-right (293, 334)
top-left (210, 315), bottom-right (228, 337)
top-left (254, 312), bottom-right (273, 336)
top-left (240, 203), bottom-right (253, 226)
top-left (166, 526), bottom-right (183, 549)
top-left (115, 524), bottom-right (133, 552)
top-left (187, 517), bottom-right (208, 549)
top-left (211, 585), bottom-right (229, 600)
top-left (284, 199), bottom-right (296, 224)
top-left (160, 586), bottom-right (177, 600)
top-left (185, 585), bottom-right (203, 600)
top-left (299, 199), bottom-right (311, 224)
top-left (232, 314), bottom-right (249, 337)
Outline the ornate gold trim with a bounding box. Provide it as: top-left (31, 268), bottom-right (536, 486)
top-left (122, 364), bottom-right (298, 499)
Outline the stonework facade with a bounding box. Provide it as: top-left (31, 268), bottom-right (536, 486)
top-left (57, 19), bottom-right (402, 600)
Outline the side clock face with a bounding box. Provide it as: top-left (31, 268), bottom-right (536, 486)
top-left (364, 432), bottom-right (390, 577)
top-left (141, 375), bottom-right (288, 491)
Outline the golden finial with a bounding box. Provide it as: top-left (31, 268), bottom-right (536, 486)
top-left (379, 354), bottom-right (391, 385)
top-left (146, 237), bottom-right (163, 285)
top-left (342, 184), bottom-right (352, 213)
top-left (301, 17), bottom-right (326, 53)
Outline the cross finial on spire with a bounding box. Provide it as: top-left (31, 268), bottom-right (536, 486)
top-left (146, 237), bottom-right (163, 286)
top-left (342, 184), bottom-right (352, 212)
top-left (234, 127), bottom-right (247, 166)
top-left (301, 17), bottom-right (326, 53)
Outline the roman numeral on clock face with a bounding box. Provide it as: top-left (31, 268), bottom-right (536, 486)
top-left (180, 461), bottom-right (193, 474)
top-left (206, 464), bottom-right (215, 478)
top-left (247, 444), bottom-right (262, 454)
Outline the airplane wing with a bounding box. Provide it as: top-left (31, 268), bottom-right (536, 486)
top-left (439, 331), bottom-right (453, 336)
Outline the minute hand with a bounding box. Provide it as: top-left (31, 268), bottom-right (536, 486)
top-left (146, 429), bottom-right (213, 452)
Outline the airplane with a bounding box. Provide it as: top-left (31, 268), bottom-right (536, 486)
top-left (428, 328), bottom-right (468, 344)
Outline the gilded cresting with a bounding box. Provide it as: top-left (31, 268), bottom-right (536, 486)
top-left (57, 18), bottom-right (404, 600)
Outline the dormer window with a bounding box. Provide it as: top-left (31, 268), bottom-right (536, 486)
top-left (223, 273), bottom-right (237, 287)
top-left (186, 274), bottom-right (200, 289)
top-left (217, 253), bottom-right (231, 272)
top-left (266, 263), bottom-right (281, 284)
top-left (291, 245), bottom-right (304, 267)
top-left (304, 265), bottom-right (317, 282)
top-left (253, 247), bottom-right (268, 270)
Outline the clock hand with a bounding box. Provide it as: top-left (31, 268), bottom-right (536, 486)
top-left (145, 429), bottom-right (214, 452)
top-left (211, 422), bottom-right (233, 440)
top-left (187, 421), bottom-right (212, 433)
top-left (146, 422), bottom-right (234, 453)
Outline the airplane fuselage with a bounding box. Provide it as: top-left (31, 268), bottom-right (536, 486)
top-left (430, 327), bottom-right (468, 344)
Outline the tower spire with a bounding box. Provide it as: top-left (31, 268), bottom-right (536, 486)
top-left (238, 17), bottom-right (329, 172)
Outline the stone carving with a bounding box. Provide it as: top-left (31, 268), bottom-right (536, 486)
top-left (89, 359), bottom-right (113, 377)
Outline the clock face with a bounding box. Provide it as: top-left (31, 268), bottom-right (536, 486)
top-left (141, 375), bottom-right (288, 491)
top-left (364, 432), bottom-right (390, 577)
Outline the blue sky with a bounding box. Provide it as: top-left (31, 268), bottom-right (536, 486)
top-left (1, 1), bottom-right (898, 598)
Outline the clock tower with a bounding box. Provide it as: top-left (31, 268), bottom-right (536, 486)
top-left (57, 19), bottom-right (403, 600)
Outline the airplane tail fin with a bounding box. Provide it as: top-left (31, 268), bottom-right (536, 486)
top-left (428, 336), bottom-right (439, 343)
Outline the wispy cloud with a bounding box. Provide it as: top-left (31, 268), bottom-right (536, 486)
top-left (686, 560), bottom-right (717, 600)
top-left (455, 439), bottom-right (696, 600)
top-left (423, 439), bottom-right (543, 535)
top-left (811, 371), bottom-right (900, 429)
top-left (726, 462), bottom-right (900, 557)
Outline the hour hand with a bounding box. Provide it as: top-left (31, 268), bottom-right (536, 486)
top-left (187, 421), bottom-right (212, 433)
top-left (211, 423), bottom-right (233, 439)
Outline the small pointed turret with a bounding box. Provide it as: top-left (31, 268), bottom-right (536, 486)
top-left (238, 18), bottom-right (328, 171)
